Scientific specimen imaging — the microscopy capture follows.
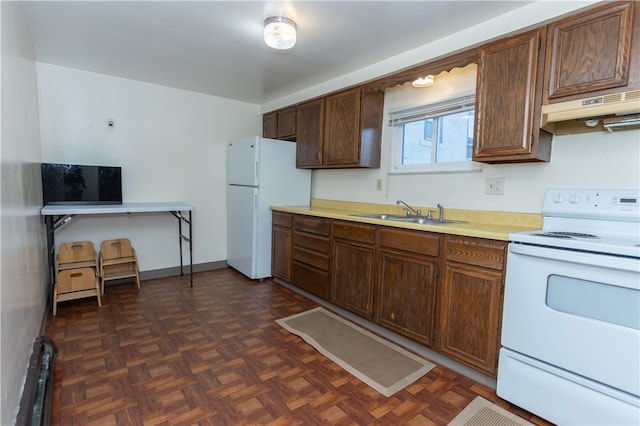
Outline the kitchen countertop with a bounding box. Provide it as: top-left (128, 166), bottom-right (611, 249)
top-left (271, 199), bottom-right (542, 241)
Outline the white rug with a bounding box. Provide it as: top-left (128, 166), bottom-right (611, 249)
top-left (277, 307), bottom-right (435, 397)
top-left (448, 396), bottom-right (535, 426)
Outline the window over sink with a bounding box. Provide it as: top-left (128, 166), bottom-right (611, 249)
top-left (385, 64), bottom-right (481, 174)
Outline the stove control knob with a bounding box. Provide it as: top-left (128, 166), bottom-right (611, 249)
top-left (552, 193), bottom-right (564, 203)
top-left (569, 193), bottom-right (581, 204)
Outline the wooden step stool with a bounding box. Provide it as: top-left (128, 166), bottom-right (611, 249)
top-left (99, 238), bottom-right (140, 294)
top-left (56, 240), bottom-right (97, 274)
top-left (53, 268), bottom-right (102, 316)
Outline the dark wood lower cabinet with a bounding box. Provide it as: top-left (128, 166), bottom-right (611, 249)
top-left (271, 212), bottom-right (293, 281)
top-left (291, 216), bottom-right (331, 299)
top-left (375, 228), bottom-right (440, 346)
top-left (376, 250), bottom-right (438, 346)
top-left (274, 213), bottom-right (507, 377)
top-left (331, 240), bottom-right (375, 319)
top-left (438, 264), bottom-right (503, 375)
top-left (437, 236), bottom-right (506, 376)
top-left (331, 221), bottom-right (376, 319)
top-left (291, 261), bottom-right (330, 299)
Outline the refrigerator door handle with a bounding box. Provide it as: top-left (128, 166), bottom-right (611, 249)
top-left (254, 193), bottom-right (258, 212)
top-left (255, 161), bottom-right (259, 182)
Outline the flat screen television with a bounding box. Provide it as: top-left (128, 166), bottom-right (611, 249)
top-left (41, 163), bottom-right (122, 206)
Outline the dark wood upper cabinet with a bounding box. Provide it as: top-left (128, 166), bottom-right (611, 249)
top-left (544, 1), bottom-right (636, 102)
top-left (269, 2), bottom-right (637, 165)
top-left (323, 88), bottom-right (362, 167)
top-left (296, 87), bottom-right (384, 169)
top-left (262, 106), bottom-right (297, 140)
top-left (263, 112), bottom-right (277, 139)
top-left (473, 28), bottom-right (552, 163)
top-left (296, 98), bottom-right (325, 167)
top-left (276, 107), bottom-right (296, 139)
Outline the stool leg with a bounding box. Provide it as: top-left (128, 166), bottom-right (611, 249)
top-left (95, 277), bottom-right (102, 307)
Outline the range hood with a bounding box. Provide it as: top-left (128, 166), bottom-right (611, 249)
top-left (541, 89), bottom-right (640, 134)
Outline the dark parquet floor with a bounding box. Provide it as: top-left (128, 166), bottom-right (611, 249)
top-left (45, 268), bottom-right (551, 425)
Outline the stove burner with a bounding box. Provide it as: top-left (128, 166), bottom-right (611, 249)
top-left (533, 231), bottom-right (600, 239)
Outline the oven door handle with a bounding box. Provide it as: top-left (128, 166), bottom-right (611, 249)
top-left (509, 243), bottom-right (640, 273)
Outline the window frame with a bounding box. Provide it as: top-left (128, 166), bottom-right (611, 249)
top-left (389, 92), bottom-right (481, 175)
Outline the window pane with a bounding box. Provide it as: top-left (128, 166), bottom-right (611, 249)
top-left (435, 110), bottom-right (474, 162)
top-left (391, 91), bottom-right (477, 173)
top-left (402, 119), bottom-right (433, 165)
top-left (399, 109), bottom-right (473, 166)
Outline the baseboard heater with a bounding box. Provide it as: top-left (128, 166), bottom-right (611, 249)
top-left (16, 337), bottom-right (57, 426)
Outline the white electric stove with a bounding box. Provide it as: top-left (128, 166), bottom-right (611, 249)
top-left (498, 188), bottom-right (640, 426)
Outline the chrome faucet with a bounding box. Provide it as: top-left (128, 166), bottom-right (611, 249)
top-left (437, 203), bottom-right (444, 222)
top-left (396, 200), bottom-right (421, 216)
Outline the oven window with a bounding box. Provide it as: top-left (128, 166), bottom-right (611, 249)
top-left (546, 275), bottom-right (640, 330)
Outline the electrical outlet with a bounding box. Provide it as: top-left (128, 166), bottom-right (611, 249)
top-left (486, 177), bottom-right (505, 195)
top-left (376, 178), bottom-right (382, 191)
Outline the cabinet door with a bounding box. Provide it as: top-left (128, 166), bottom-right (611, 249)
top-left (544, 1), bottom-right (635, 101)
top-left (271, 212), bottom-right (292, 281)
top-left (438, 263), bottom-right (503, 375)
top-left (376, 250), bottom-right (437, 346)
top-left (323, 88), bottom-right (361, 166)
top-left (296, 99), bottom-right (324, 168)
top-left (474, 28), bottom-right (552, 163)
top-left (358, 90), bottom-right (385, 168)
top-left (277, 107), bottom-right (297, 139)
top-left (331, 221), bottom-right (376, 319)
top-left (263, 112), bottom-right (277, 139)
top-left (331, 240), bottom-right (375, 319)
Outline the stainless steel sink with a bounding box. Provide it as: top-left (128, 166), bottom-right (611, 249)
top-left (351, 213), bottom-right (411, 220)
top-left (350, 213), bottom-right (466, 225)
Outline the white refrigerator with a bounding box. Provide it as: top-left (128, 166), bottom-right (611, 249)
top-left (227, 136), bottom-right (311, 279)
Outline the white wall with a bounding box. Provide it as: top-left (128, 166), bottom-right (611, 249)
top-left (37, 63), bottom-right (261, 272)
top-left (0, 2), bottom-right (48, 424)
top-left (312, 130), bottom-right (640, 213)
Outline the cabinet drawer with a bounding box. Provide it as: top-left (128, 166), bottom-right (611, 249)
top-left (332, 221), bottom-right (376, 244)
top-left (445, 236), bottom-right (506, 270)
top-left (272, 212), bottom-right (292, 228)
top-left (293, 216), bottom-right (331, 236)
top-left (292, 262), bottom-right (330, 299)
top-left (293, 232), bottom-right (329, 253)
top-left (292, 247), bottom-right (329, 271)
top-left (379, 228), bottom-right (440, 257)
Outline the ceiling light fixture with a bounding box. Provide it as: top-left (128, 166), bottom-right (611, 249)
top-left (264, 16), bottom-right (297, 50)
top-left (412, 75), bottom-right (434, 88)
